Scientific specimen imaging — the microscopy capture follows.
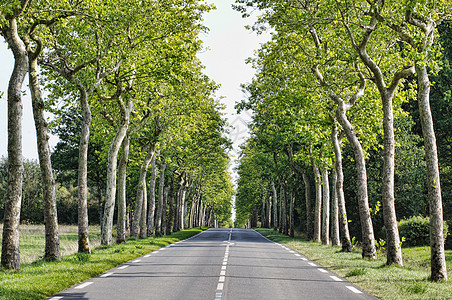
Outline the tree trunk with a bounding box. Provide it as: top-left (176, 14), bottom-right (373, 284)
top-left (166, 175), bottom-right (175, 235)
top-left (271, 180), bottom-right (278, 230)
top-left (162, 186), bottom-right (169, 234)
top-left (289, 191), bottom-right (294, 238)
top-left (76, 85), bottom-right (92, 252)
top-left (380, 89), bottom-right (403, 266)
top-left (280, 183), bottom-right (288, 235)
top-left (145, 152), bottom-right (157, 237)
top-left (156, 162), bottom-right (166, 235)
top-left (331, 168), bottom-right (340, 246)
top-left (416, 65), bottom-right (447, 281)
top-left (180, 185), bottom-right (187, 231)
top-left (302, 172), bottom-right (313, 240)
top-left (139, 174), bottom-right (148, 239)
top-left (335, 104), bottom-right (376, 258)
top-left (29, 53), bottom-right (60, 259)
top-left (267, 196), bottom-right (272, 229)
top-left (1, 18), bottom-right (28, 271)
top-left (312, 161), bottom-right (322, 243)
top-left (132, 151), bottom-right (153, 238)
top-left (116, 135), bottom-right (129, 244)
top-left (321, 166), bottom-right (330, 245)
top-left (331, 125), bottom-right (352, 252)
top-left (101, 99), bottom-right (132, 245)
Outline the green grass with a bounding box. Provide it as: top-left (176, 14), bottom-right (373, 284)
top-left (0, 225), bottom-right (102, 264)
top-left (0, 226), bottom-right (208, 300)
top-left (256, 228), bottom-right (452, 300)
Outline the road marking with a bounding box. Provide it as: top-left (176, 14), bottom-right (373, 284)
top-left (215, 292), bottom-right (222, 300)
top-left (294, 253), bottom-right (301, 257)
top-left (317, 268), bottom-right (328, 273)
top-left (49, 297), bottom-right (63, 300)
top-left (222, 261), bottom-right (227, 265)
top-left (154, 251), bottom-right (159, 254)
top-left (300, 257), bottom-right (308, 261)
top-left (221, 265), bottom-right (226, 270)
top-left (144, 254), bottom-right (151, 258)
top-left (346, 286), bottom-right (362, 294)
top-left (217, 283), bottom-right (224, 290)
top-left (75, 282), bottom-right (93, 289)
top-left (132, 259), bottom-right (141, 263)
top-left (308, 262), bottom-right (317, 267)
top-left (220, 270), bottom-right (226, 276)
top-left (118, 265), bottom-right (129, 270)
top-left (100, 272), bottom-right (114, 278)
top-left (219, 276), bottom-right (225, 282)
top-left (330, 276), bottom-right (342, 281)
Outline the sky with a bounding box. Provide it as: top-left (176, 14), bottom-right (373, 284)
top-left (0, 0), bottom-right (269, 170)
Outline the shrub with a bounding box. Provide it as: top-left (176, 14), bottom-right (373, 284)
top-left (398, 216), bottom-right (449, 247)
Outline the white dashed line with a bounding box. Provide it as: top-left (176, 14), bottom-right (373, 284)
top-left (49, 297), bottom-right (63, 300)
top-left (144, 254), bottom-right (151, 258)
top-left (118, 265), bottom-right (129, 270)
top-left (346, 286), bottom-right (363, 294)
top-left (317, 268), bottom-right (328, 273)
top-left (75, 282), bottom-right (93, 289)
top-left (294, 254), bottom-right (301, 257)
top-left (330, 276), bottom-right (342, 281)
top-left (215, 292), bottom-right (222, 300)
top-left (100, 272), bottom-right (114, 278)
top-left (300, 257), bottom-right (308, 261)
top-left (221, 265), bottom-right (226, 270)
top-left (132, 259), bottom-right (141, 263)
top-left (222, 261), bottom-right (227, 266)
top-left (308, 262), bottom-right (317, 267)
top-left (217, 283), bottom-right (224, 290)
top-left (220, 270), bottom-right (226, 276)
top-left (219, 276), bottom-right (225, 282)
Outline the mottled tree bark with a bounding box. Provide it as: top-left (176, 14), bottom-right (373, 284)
top-left (116, 135), bottom-right (129, 244)
top-left (271, 180), bottom-right (278, 231)
top-left (312, 161), bottom-right (322, 243)
top-left (302, 172), bottom-right (312, 240)
top-left (155, 162), bottom-right (166, 235)
top-left (321, 166), bottom-right (330, 245)
top-left (101, 99), bottom-right (133, 245)
top-left (139, 174), bottom-right (148, 239)
top-left (166, 175), bottom-right (175, 235)
top-left (417, 65), bottom-right (447, 281)
top-left (162, 186), bottom-right (169, 234)
top-left (144, 152), bottom-right (156, 237)
top-left (1, 16), bottom-right (28, 271)
top-left (289, 191), bottom-right (294, 238)
top-left (28, 47), bottom-right (61, 260)
top-left (330, 169), bottom-right (340, 246)
top-left (331, 125), bottom-right (352, 252)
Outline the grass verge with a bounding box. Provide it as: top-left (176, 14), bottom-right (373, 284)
top-left (255, 228), bottom-right (452, 300)
top-left (0, 227), bottom-right (208, 300)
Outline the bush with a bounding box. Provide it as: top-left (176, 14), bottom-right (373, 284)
top-left (399, 216), bottom-right (449, 247)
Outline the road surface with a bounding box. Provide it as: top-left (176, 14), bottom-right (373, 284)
top-left (49, 228), bottom-right (376, 300)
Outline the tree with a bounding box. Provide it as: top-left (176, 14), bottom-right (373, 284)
top-left (1, 0), bottom-right (29, 270)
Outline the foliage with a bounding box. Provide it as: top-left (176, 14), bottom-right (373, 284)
top-left (399, 216), bottom-right (449, 247)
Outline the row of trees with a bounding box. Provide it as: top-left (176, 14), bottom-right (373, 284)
top-left (1, 0), bottom-right (233, 272)
top-left (234, 0), bottom-right (450, 281)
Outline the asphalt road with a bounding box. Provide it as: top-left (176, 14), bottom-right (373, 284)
top-left (49, 228), bottom-right (377, 300)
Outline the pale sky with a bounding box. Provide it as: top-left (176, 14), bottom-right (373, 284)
top-left (0, 0), bottom-right (268, 162)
